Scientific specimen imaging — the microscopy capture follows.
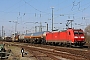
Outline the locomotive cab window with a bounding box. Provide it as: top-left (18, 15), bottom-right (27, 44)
top-left (74, 31), bottom-right (78, 34)
top-left (79, 31), bottom-right (83, 34)
top-left (74, 31), bottom-right (83, 35)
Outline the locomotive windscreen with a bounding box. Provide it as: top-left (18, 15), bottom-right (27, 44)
top-left (74, 30), bottom-right (83, 35)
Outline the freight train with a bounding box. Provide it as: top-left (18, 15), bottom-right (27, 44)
top-left (16, 28), bottom-right (85, 47)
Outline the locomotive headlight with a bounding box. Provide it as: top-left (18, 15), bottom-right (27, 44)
top-left (81, 36), bottom-right (84, 38)
top-left (74, 36), bottom-right (78, 38)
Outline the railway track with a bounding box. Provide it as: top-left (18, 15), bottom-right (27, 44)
top-left (3, 42), bottom-right (90, 60)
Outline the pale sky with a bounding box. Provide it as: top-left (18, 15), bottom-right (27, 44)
top-left (0, 0), bottom-right (90, 36)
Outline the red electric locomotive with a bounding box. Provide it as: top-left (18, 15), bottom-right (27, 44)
top-left (46, 28), bottom-right (85, 46)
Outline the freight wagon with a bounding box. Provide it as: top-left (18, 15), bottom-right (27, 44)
top-left (18, 31), bottom-right (47, 43)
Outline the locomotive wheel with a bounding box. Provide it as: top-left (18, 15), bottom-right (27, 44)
top-left (59, 42), bottom-right (64, 46)
top-left (55, 42), bottom-right (59, 46)
top-left (41, 39), bottom-right (46, 45)
top-left (52, 42), bottom-right (55, 45)
top-left (65, 43), bottom-right (71, 47)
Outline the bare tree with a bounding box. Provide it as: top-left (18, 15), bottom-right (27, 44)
top-left (84, 24), bottom-right (90, 45)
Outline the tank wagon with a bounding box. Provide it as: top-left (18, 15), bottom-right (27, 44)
top-left (18, 28), bottom-right (85, 46)
top-left (19, 33), bottom-right (32, 42)
top-left (18, 31), bottom-right (47, 43)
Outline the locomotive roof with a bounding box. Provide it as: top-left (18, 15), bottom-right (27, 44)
top-left (31, 31), bottom-right (47, 36)
top-left (60, 28), bottom-right (83, 32)
top-left (25, 33), bottom-right (32, 36)
top-left (73, 29), bottom-right (82, 30)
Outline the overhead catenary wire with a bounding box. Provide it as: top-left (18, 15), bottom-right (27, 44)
top-left (57, 0), bottom-right (90, 21)
top-left (0, 0), bottom-right (90, 21)
top-left (1, 0), bottom-right (22, 13)
top-left (22, 0), bottom-right (51, 15)
top-left (71, 0), bottom-right (90, 14)
top-left (1, 0), bottom-right (90, 16)
top-left (71, 1), bottom-right (81, 11)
